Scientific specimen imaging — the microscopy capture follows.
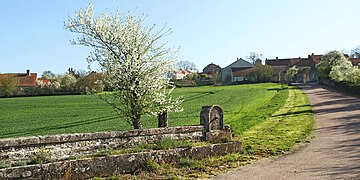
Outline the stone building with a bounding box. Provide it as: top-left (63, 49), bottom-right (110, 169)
top-left (220, 58), bottom-right (254, 83)
top-left (202, 63), bottom-right (221, 76)
top-left (265, 55), bottom-right (319, 83)
top-left (265, 53), bottom-right (360, 83)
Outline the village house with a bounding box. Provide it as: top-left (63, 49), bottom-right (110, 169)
top-left (265, 55), bottom-right (318, 83)
top-left (170, 69), bottom-right (193, 80)
top-left (265, 53), bottom-right (360, 83)
top-left (220, 58), bottom-right (254, 83)
top-left (0, 69), bottom-right (37, 87)
top-left (202, 63), bottom-right (221, 76)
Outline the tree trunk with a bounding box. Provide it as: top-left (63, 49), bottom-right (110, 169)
top-left (158, 111), bottom-right (168, 127)
top-left (132, 113), bottom-right (142, 129)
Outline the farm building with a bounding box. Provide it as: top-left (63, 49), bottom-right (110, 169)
top-left (202, 63), bottom-right (221, 76)
top-left (265, 53), bottom-right (360, 83)
top-left (220, 58), bottom-right (254, 83)
top-left (0, 69), bottom-right (37, 87)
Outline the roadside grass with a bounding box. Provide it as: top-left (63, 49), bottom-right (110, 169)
top-left (0, 83), bottom-right (282, 138)
top-left (241, 87), bottom-right (314, 157)
top-left (98, 86), bottom-right (314, 179)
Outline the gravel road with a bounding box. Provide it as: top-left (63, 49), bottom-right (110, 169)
top-left (212, 84), bottom-right (360, 180)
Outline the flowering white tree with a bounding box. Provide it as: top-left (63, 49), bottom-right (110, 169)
top-left (316, 50), bottom-right (345, 78)
top-left (329, 57), bottom-right (353, 82)
top-left (65, 4), bottom-right (183, 129)
top-left (348, 66), bottom-right (360, 85)
top-left (60, 73), bottom-right (77, 90)
top-left (286, 65), bottom-right (299, 84)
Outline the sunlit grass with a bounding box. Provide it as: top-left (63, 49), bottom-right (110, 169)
top-left (0, 83), bottom-right (284, 138)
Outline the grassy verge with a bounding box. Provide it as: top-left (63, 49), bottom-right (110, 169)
top-left (96, 86), bottom-right (314, 179)
top-left (241, 87), bottom-right (314, 156)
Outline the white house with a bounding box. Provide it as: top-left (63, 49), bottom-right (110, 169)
top-left (170, 69), bottom-right (193, 79)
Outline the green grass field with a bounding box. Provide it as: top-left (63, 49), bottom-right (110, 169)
top-left (92, 86), bottom-right (315, 179)
top-left (0, 83), bottom-right (286, 138)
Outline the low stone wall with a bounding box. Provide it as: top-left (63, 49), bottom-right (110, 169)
top-left (0, 142), bottom-right (242, 179)
top-left (0, 126), bottom-right (204, 162)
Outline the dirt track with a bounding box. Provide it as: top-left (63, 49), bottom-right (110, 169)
top-left (212, 84), bottom-right (360, 180)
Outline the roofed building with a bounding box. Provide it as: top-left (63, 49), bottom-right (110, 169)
top-left (220, 58), bottom-right (254, 83)
top-left (265, 57), bottom-right (291, 82)
top-left (231, 67), bottom-right (255, 82)
top-left (203, 63), bottom-right (221, 76)
top-left (0, 69), bottom-right (37, 87)
top-left (264, 53), bottom-right (360, 83)
top-left (170, 69), bottom-right (193, 80)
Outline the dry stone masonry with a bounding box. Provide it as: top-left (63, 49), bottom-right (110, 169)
top-left (0, 126), bottom-right (204, 162)
top-left (0, 105), bottom-right (241, 179)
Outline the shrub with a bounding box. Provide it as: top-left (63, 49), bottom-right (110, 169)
top-left (142, 158), bottom-right (161, 172)
top-left (178, 158), bottom-right (197, 168)
top-left (0, 76), bottom-right (17, 97)
top-left (76, 72), bottom-right (104, 93)
top-left (246, 64), bottom-right (273, 83)
top-left (30, 147), bottom-right (52, 164)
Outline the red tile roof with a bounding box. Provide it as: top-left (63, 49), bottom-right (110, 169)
top-left (293, 58), bottom-right (314, 67)
top-left (265, 59), bottom-right (291, 66)
top-left (349, 58), bottom-right (360, 65)
top-left (0, 73), bottom-right (37, 87)
top-left (176, 70), bottom-right (192, 75)
top-left (231, 67), bottom-right (254, 77)
top-left (204, 63), bottom-right (221, 69)
top-left (310, 55), bottom-right (359, 65)
top-left (38, 79), bottom-right (51, 85)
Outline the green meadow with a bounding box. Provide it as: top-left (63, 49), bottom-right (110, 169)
top-left (0, 83), bottom-right (286, 138)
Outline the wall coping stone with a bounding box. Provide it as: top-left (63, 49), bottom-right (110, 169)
top-left (0, 126), bottom-right (204, 149)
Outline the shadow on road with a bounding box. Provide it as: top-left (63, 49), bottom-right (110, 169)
top-left (298, 84), bottom-right (360, 179)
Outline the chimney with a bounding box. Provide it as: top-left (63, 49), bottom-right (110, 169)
top-left (308, 55), bottom-right (310, 58)
top-left (26, 69), bottom-right (30, 76)
top-left (311, 53), bottom-right (314, 56)
top-left (276, 57), bottom-right (278, 60)
top-left (299, 57), bottom-right (301, 59)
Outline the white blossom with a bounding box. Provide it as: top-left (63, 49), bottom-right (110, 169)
top-left (65, 3), bottom-right (183, 129)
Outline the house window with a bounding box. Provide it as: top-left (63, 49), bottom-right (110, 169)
top-left (233, 77), bottom-right (244, 82)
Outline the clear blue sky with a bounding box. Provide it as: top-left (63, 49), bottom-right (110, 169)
top-left (1, 0), bottom-right (360, 75)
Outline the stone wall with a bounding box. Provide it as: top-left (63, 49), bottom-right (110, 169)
top-left (0, 142), bottom-right (242, 179)
top-left (0, 126), bottom-right (204, 162)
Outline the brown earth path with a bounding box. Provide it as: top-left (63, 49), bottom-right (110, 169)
top-left (212, 84), bottom-right (360, 180)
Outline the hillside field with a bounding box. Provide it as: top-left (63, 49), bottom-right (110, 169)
top-left (0, 83), bottom-right (287, 138)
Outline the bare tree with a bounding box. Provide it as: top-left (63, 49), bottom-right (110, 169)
top-left (175, 61), bottom-right (197, 71)
top-left (245, 52), bottom-right (263, 64)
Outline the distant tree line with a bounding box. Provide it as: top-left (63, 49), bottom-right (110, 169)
top-left (0, 68), bottom-right (105, 97)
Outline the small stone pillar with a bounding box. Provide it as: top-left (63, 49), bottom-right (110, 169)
top-left (200, 105), bottom-right (232, 143)
top-left (200, 105), bottom-right (224, 132)
top-left (158, 111), bottom-right (168, 127)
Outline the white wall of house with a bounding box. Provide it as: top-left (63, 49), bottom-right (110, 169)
top-left (176, 73), bottom-right (187, 79)
top-left (233, 77), bottom-right (245, 82)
